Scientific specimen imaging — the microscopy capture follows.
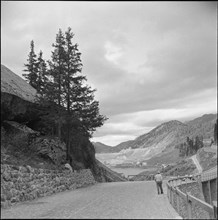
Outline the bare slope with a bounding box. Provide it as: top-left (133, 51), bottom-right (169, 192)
top-left (1, 64), bottom-right (37, 102)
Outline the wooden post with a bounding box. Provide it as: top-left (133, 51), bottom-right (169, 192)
top-left (172, 187), bottom-right (174, 206)
top-left (169, 186), bottom-right (171, 203)
top-left (186, 192), bottom-right (192, 219)
top-left (170, 186), bottom-right (173, 204)
top-left (213, 201), bottom-right (217, 219)
top-left (207, 180), bottom-right (212, 205)
top-left (176, 191), bottom-right (180, 213)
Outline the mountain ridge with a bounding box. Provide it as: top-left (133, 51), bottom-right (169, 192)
top-left (93, 114), bottom-right (217, 154)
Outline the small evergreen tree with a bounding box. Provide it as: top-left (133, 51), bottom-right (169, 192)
top-left (36, 50), bottom-right (48, 95)
top-left (23, 40), bottom-right (38, 90)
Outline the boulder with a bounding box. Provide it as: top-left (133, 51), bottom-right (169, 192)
top-left (64, 163), bottom-right (73, 172)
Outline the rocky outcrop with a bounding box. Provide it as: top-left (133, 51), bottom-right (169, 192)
top-left (3, 120), bottom-right (40, 144)
top-left (1, 64), bottom-right (36, 102)
top-left (1, 164), bottom-right (96, 208)
top-left (29, 137), bottom-right (66, 165)
top-left (1, 92), bottom-right (43, 123)
top-left (1, 64), bottom-right (42, 124)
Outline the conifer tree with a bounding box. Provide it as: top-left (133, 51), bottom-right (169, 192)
top-left (23, 40), bottom-right (38, 89)
top-left (61, 27), bottom-right (107, 157)
top-left (33, 27), bottom-right (108, 160)
top-left (48, 29), bottom-right (66, 139)
top-left (36, 50), bottom-right (48, 95)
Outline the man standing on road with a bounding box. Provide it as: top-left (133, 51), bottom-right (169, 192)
top-left (154, 171), bottom-right (163, 194)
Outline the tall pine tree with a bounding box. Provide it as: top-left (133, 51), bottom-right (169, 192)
top-left (61, 27), bottom-right (107, 158)
top-left (48, 29), bottom-right (66, 139)
top-left (34, 27), bottom-right (108, 160)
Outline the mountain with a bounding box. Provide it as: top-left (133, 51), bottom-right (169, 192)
top-left (186, 114), bottom-right (217, 139)
top-left (96, 115), bottom-right (217, 153)
top-left (112, 140), bottom-right (135, 152)
top-left (95, 114), bottom-right (217, 166)
top-left (93, 142), bottom-right (114, 153)
top-left (94, 120), bottom-right (187, 154)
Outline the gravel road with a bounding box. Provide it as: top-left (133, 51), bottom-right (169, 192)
top-left (1, 180), bottom-right (181, 219)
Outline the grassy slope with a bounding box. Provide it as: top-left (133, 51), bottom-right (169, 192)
top-left (197, 146), bottom-right (217, 171)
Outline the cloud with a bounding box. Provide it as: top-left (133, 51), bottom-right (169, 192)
top-left (104, 41), bottom-right (124, 65)
top-left (1, 1), bottom-right (217, 146)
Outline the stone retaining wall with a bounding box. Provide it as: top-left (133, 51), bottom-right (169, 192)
top-left (171, 182), bottom-right (210, 219)
top-left (1, 164), bottom-right (96, 208)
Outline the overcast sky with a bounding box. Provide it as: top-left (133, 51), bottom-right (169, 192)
top-left (1, 1), bottom-right (217, 146)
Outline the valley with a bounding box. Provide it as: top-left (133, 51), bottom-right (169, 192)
top-left (94, 114), bottom-right (217, 175)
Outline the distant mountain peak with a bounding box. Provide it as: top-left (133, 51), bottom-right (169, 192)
top-left (93, 114), bottom-right (216, 154)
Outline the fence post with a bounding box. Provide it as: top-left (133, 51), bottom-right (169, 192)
top-left (186, 192), bottom-right (192, 219)
top-left (207, 180), bottom-right (212, 205)
top-left (213, 201), bottom-right (217, 219)
top-left (170, 186), bottom-right (173, 204)
top-left (176, 189), bottom-right (180, 213)
top-left (169, 185), bottom-right (171, 204)
top-left (172, 187), bottom-right (174, 206)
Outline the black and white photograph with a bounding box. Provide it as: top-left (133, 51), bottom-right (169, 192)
top-left (1, 1), bottom-right (217, 219)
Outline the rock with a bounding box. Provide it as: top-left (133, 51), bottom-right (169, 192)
top-left (11, 197), bottom-right (18, 203)
top-left (19, 166), bottom-right (27, 173)
top-left (3, 121), bottom-right (40, 145)
top-left (3, 172), bottom-right (11, 181)
top-left (1, 65), bottom-right (36, 102)
top-left (26, 165), bottom-right (33, 173)
top-left (5, 191), bottom-right (13, 200)
top-left (11, 172), bottom-right (19, 179)
top-left (1, 65), bottom-right (45, 124)
top-left (64, 163), bottom-right (73, 172)
top-left (30, 137), bottom-right (66, 165)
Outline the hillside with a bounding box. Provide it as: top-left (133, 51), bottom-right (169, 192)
top-left (1, 64), bottom-right (36, 102)
top-left (1, 64), bottom-right (124, 183)
top-left (93, 142), bottom-right (114, 153)
top-left (93, 121), bottom-right (186, 153)
top-left (95, 115), bottom-right (216, 154)
top-left (93, 140), bottom-right (135, 154)
top-left (95, 114), bottom-right (216, 166)
top-left (185, 114), bottom-right (217, 139)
